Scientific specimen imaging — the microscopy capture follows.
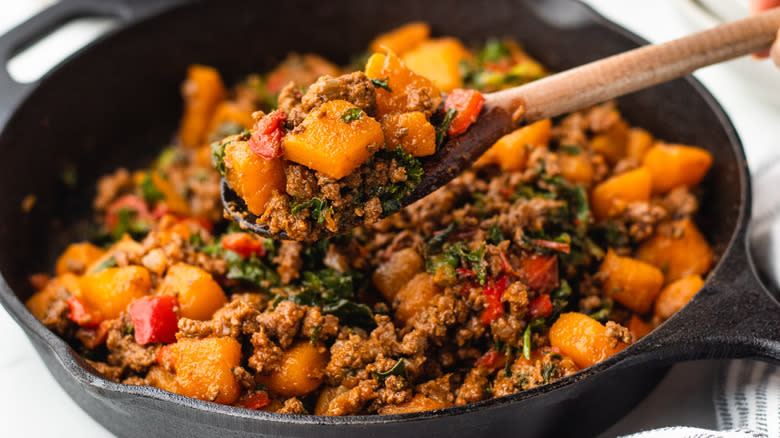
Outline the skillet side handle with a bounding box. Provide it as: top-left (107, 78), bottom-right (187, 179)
top-left (0, 0), bottom-right (186, 127)
top-left (635, 237), bottom-right (780, 364)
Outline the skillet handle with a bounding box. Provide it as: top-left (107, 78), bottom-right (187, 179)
top-left (634, 234), bottom-right (780, 364)
top-left (0, 0), bottom-right (185, 126)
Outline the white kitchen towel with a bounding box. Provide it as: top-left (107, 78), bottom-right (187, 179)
top-left (622, 361), bottom-right (780, 438)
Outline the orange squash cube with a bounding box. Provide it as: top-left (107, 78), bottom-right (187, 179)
top-left (170, 337), bottom-right (242, 404)
top-left (159, 263), bottom-right (227, 320)
top-left (256, 340), bottom-right (329, 397)
top-left (223, 137), bottom-right (286, 216)
top-left (402, 38), bottom-right (471, 92)
top-left (85, 235), bottom-right (143, 275)
top-left (549, 312), bottom-right (628, 369)
top-left (636, 218), bottom-right (713, 283)
top-left (372, 247), bottom-right (425, 302)
top-left (79, 266), bottom-right (152, 319)
top-left (393, 272), bottom-right (442, 326)
top-left (56, 242), bottom-right (106, 276)
top-left (654, 274), bottom-right (705, 320)
top-left (642, 143), bottom-right (713, 194)
top-left (365, 52), bottom-right (441, 117)
top-left (370, 22), bottom-right (430, 55)
top-left (381, 112), bottom-right (436, 157)
top-left (283, 100), bottom-right (384, 179)
top-left (626, 128), bottom-right (654, 161)
top-left (207, 101), bottom-right (255, 137)
top-left (178, 65), bottom-right (226, 147)
top-left (591, 167), bottom-right (652, 220)
top-left (590, 118), bottom-right (628, 164)
top-left (479, 119), bottom-right (552, 171)
top-left (559, 149), bottom-right (594, 185)
top-left (599, 249), bottom-right (664, 314)
top-left (627, 315), bottom-right (652, 341)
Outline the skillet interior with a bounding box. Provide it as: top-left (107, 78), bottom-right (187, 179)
top-left (0, 0), bottom-right (750, 436)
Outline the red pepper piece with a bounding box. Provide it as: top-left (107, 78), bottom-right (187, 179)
top-left (221, 232), bottom-right (267, 258)
top-left (129, 295), bottom-right (179, 345)
top-left (237, 390), bottom-right (271, 410)
top-left (528, 294), bottom-right (553, 320)
top-left (249, 110), bottom-right (287, 159)
top-left (106, 194), bottom-right (151, 230)
top-left (456, 267), bottom-right (477, 278)
top-left (518, 253), bottom-right (559, 294)
top-left (530, 239), bottom-right (571, 254)
top-left (66, 296), bottom-right (103, 328)
top-left (444, 89), bottom-right (485, 136)
top-left (475, 349), bottom-right (507, 370)
top-left (480, 276), bottom-right (511, 325)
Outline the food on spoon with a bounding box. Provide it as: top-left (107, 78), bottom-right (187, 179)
top-left (25, 23), bottom-right (715, 416)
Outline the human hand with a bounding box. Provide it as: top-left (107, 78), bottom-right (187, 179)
top-left (750, 0), bottom-right (780, 67)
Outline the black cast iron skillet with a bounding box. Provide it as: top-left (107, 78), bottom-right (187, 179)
top-left (0, 1), bottom-right (778, 437)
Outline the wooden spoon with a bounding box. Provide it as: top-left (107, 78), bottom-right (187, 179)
top-left (223, 8), bottom-right (780, 240)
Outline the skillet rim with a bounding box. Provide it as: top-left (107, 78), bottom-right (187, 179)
top-left (0, 0), bottom-right (752, 427)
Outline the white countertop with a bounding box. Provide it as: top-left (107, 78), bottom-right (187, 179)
top-left (0, 1), bottom-right (778, 437)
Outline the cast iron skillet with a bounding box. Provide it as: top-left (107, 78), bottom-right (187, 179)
top-left (0, 1), bottom-right (778, 437)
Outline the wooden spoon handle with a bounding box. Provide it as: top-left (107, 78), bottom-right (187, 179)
top-left (488, 8), bottom-right (780, 123)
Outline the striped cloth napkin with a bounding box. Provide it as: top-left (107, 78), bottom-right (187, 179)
top-left (621, 156), bottom-right (780, 438)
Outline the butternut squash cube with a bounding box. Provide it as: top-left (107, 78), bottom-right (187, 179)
top-left (283, 100), bottom-right (383, 179)
top-left (381, 112), bottom-right (436, 157)
top-left (559, 149), bottom-right (594, 185)
top-left (642, 143), bottom-right (713, 194)
top-left (402, 38), bottom-right (471, 92)
top-left (549, 312), bottom-right (628, 369)
top-left (85, 235), bottom-right (143, 275)
top-left (159, 263), bottom-right (227, 320)
top-left (654, 274), bottom-right (705, 320)
top-left (178, 65), bottom-right (226, 147)
top-left (370, 22), bottom-right (430, 55)
top-left (479, 119), bottom-right (552, 171)
top-left (79, 266), bottom-right (152, 319)
top-left (365, 52), bottom-right (441, 117)
top-left (627, 315), bottom-right (652, 341)
top-left (591, 167), bottom-right (652, 220)
top-left (636, 218), bottom-right (713, 283)
top-left (170, 337), bottom-right (242, 404)
top-left (393, 272), bottom-right (442, 325)
top-left (223, 138), bottom-right (286, 216)
top-left (372, 247), bottom-right (425, 302)
top-left (598, 249), bottom-right (664, 314)
top-left (207, 101), bottom-right (255, 137)
top-left (590, 119), bottom-right (628, 164)
top-left (257, 340), bottom-right (329, 397)
top-left (56, 242), bottom-right (106, 276)
top-left (626, 128), bottom-right (654, 161)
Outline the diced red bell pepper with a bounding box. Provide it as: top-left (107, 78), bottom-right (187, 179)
top-left (480, 276), bottom-right (511, 325)
top-left (456, 267), bottom-right (477, 278)
top-left (237, 390), bottom-right (271, 410)
top-left (528, 294), bottom-right (553, 320)
top-left (221, 232), bottom-right (267, 258)
top-left (475, 349), bottom-right (507, 370)
top-left (444, 89), bottom-right (485, 136)
top-left (75, 320), bottom-right (111, 349)
top-left (157, 343), bottom-right (177, 369)
top-left (249, 110), bottom-right (287, 159)
top-left (518, 253), bottom-right (559, 294)
top-left (129, 295), bottom-right (179, 345)
top-left (106, 194), bottom-right (151, 230)
top-left (67, 296), bottom-right (103, 328)
top-left (530, 239), bottom-right (571, 254)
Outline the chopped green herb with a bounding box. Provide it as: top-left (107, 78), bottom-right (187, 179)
top-left (291, 197), bottom-right (333, 224)
top-left (310, 325), bottom-right (322, 345)
top-left (523, 318), bottom-right (546, 360)
top-left (561, 145), bottom-right (581, 155)
top-left (588, 299), bottom-right (613, 322)
top-left (504, 345), bottom-right (513, 377)
top-left (211, 139), bottom-right (230, 177)
top-left (487, 223), bottom-right (505, 244)
top-left (123, 324), bottom-right (135, 336)
top-left (480, 38), bottom-right (510, 63)
top-left (541, 362), bottom-right (557, 384)
top-left (370, 77), bottom-right (392, 92)
top-left (435, 108), bottom-right (457, 147)
top-left (140, 173), bottom-right (165, 203)
top-left (445, 242), bottom-right (488, 285)
top-left (341, 107), bottom-right (364, 123)
top-left (371, 148), bottom-right (424, 215)
top-left (93, 256), bottom-right (118, 273)
top-left (224, 251), bottom-right (280, 286)
top-left (111, 207), bottom-right (149, 241)
top-left (375, 358), bottom-right (407, 383)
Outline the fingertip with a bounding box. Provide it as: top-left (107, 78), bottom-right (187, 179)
top-left (772, 42), bottom-right (780, 68)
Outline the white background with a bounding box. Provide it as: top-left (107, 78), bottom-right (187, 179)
top-left (0, 0), bottom-right (778, 436)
